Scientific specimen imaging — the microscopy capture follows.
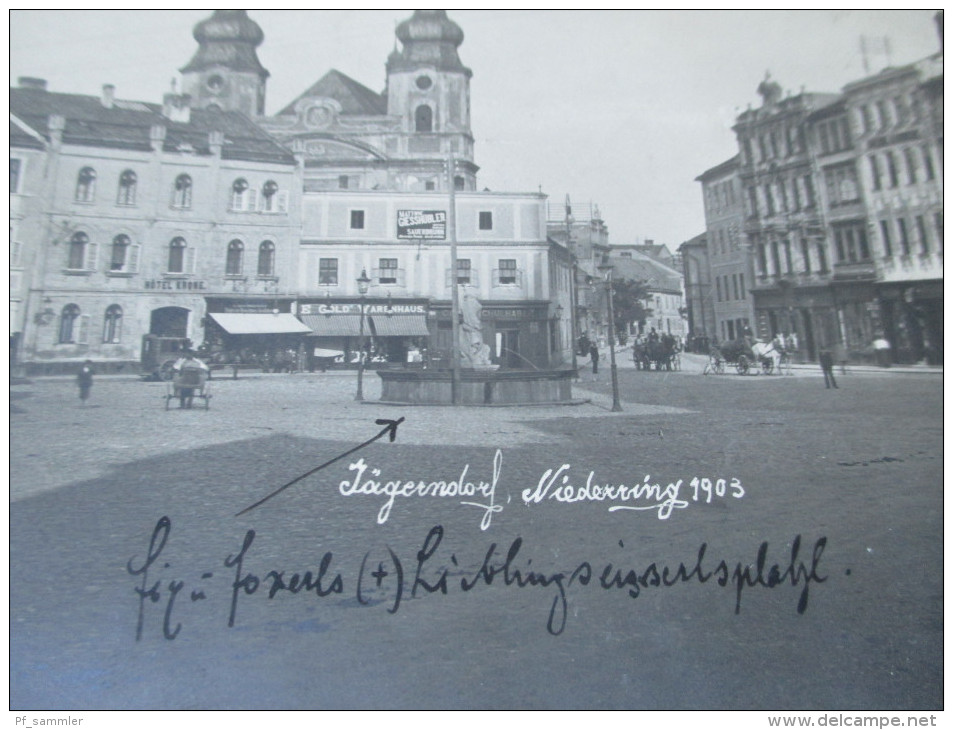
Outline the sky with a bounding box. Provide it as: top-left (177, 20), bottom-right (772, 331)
top-left (8, 8), bottom-right (942, 248)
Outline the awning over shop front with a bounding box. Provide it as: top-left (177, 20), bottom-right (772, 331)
top-left (299, 314), bottom-right (364, 337)
top-left (369, 314), bottom-right (430, 337)
top-left (207, 313), bottom-right (313, 335)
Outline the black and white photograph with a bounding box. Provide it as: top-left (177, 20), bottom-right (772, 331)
top-left (8, 9), bottom-right (944, 721)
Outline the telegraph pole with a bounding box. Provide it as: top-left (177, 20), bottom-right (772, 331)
top-left (566, 195), bottom-right (579, 378)
top-left (447, 152), bottom-right (461, 405)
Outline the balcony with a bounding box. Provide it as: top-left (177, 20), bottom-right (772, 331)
top-left (445, 269), bottom-right (480, 288)
top-left (373, 268), bottom-right (406, 287)
top-left (831, 260), bottom-right (877, 281)
top-left (492, 268), bottom-right (524, 288)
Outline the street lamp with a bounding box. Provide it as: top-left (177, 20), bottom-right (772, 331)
top-left (597, 254), bottom-right (623, 412)
top-left (355, 268), bottom-right (371, 401)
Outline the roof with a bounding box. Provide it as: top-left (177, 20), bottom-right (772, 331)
top-left (9, 87), bottom-right (295, 164)
top-left (10, 116), bottom-right (45, 150)
top-left (695, 155), bottom-right (740, 182)
top-left (278, 69), bottom-right (387, 117)
top-left (607, 253), bottom-right (682, 294)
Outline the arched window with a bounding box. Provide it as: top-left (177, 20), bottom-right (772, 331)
top-left (230, 178), bottom-right (255, 211)
top-left (75, 167), bottom-right (96, 202)
top-left (168, 237), bottom-right (187, 273)
top-left (415, 105), bottom-right (433, 133)
top-left (110, 234), bottom-right (130, 271)
top-left (172, 173), bottom-right (192, 208)
top-left (261, 180), bottom-right (279, 212)
top-left (68, 232), bottom-right (89, 269)
top-left (226, 239), bottom-right (244, 275)
top-left (117, 169), bottom-right (137, 205)
top-left (257, 240), bottom-right (275, 277)
top-left (58, 304), bottom-right (81, 344)
top-left (103, 304), bottom-right (123, 343)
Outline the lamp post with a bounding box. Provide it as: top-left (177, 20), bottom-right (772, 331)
top-left (597, 254), bottom-right (623, 412)
top-left (355, 268), bottom-right (371, 401)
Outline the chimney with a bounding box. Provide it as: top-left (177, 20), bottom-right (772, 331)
top-left (18, 77), bottom-right (47, 91)
top-left (48, 114), bottom-right (65, 146)
top-left (208, 130), bottom-right (225, 156)
top-left (101, 84), bottom-right (115, 108)
top-left (162, 93), bottom-right (191, 123)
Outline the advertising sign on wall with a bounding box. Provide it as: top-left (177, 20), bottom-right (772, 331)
top-left (397, 210), bottom-right (446, 240)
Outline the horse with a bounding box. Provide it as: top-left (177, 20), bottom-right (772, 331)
top-left (750, 340), bottom-right (782, 374)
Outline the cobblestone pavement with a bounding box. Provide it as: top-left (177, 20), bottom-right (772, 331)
top-left (10, 363), bottom-right (943, 710)
top-left (10, 370), bottom-right (692, 501)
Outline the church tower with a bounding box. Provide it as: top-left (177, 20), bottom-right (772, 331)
top-left (180, 10), bottom-right (269, 116)
top-left (386, 10), bottom-right (477, 187)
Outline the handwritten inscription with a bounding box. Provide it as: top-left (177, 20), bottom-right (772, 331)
top-left (339, 448), bottom-right (504, 529)
top-left (335, 449), bottom-right (744, 527)
top-left (128, 517), bottom-right (828, 641)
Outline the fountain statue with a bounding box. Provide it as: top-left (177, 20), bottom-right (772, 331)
top-left (458, 287), bottom-right (495, 369)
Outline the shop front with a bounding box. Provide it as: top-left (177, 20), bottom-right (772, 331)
top-left (203, 298), bottom-right (311, 370)
top-left (429, 300), bottom-right (555, 370)
top-left (296, 298), bottom-right (431, 370)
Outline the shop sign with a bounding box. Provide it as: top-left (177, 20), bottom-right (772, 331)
top-left (298, 302), bottom-right (427, 315)
top-left (224, 303), bottom-right (273, 313)
top-left (397, 210), bottom-right (446, 240)
top-left (490, 307), bottom-right (536, 320)
top-left (144, 279), bottom-right (207, 290)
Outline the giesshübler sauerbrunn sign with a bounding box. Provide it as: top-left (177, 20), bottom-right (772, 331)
top-left (397, 210), bottom-right (446, 240)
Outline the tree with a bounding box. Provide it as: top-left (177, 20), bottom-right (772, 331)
top-left (609, 278), bottom-right (651, 344)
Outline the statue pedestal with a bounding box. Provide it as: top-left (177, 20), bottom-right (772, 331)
top-left (377, 368), bottom-right (580, 406)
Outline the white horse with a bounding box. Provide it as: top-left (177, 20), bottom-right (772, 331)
top-left (751, 340), bottom-right (782, 374)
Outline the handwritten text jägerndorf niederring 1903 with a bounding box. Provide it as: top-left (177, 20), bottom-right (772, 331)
top-left (338, 449), bottom-right (745, 530)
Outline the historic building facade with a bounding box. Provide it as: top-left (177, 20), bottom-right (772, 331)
top-left (10, 10), bottom-right (574, 373)
top-left (694, 15), bottom-right (942, 365)
top-left (693, 154), bottom-right (752, 344)
top-left (10, 79), bottom-right (299, 374)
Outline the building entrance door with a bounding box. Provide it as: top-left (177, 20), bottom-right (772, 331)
top-left (497, 329), bottom-right (521, 368)
top-left (150, 307), bottom-right (189, 338)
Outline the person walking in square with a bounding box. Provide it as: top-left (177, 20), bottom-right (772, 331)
top-left (77, 360), bottom-right (94, 406)
top-left (589, 342), bottom-right (600, 379)
top-left (819, 349), bottom-right (838, 389)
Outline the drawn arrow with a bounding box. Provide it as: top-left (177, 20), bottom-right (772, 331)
top-left (235, 417), bottom-right (405, 517)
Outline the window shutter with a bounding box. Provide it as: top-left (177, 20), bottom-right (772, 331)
top-left (85, 242), bottom-right (99, 271)
top-left (77, 315), bottom-right (90, 344)
top-left (277, 191), bottom-right (289, 213)
top-left (127, 244), bottom-right (140, 273)
top-left (185, 246), bottom-right (197, 274)
top-left (246, 190), bottom-right (258, 212)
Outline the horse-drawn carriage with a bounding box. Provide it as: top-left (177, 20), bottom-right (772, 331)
top-left (632, 335), bottom-right (680, 371)
top-left (704, 338), bottom-right (788, 376)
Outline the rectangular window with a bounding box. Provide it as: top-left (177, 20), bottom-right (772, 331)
top-left (349, 210), bottom-right (365, 230)
top-left (922, 147), bottom-right (936, 180)
top-left (746, 187), bottom-right (758, 218)
top-left (817, 242), bottom-right (829, 273)
top-left (739, 273), bottom-right (746, 299)
top-left (764, 185), bottom-right (775, 216)
top-left (478, 211), bottom-right (493, 231)
top-left (879, 220), bottom-right (893, 257)
top-left (916, 216), bottom-right (929, 254)
top-left (801, 238), bottom-right (811, 274)
top-left (715, 276), bottom-right (722, 302)
top-left (885, 151), bottom-right (899, 188)
top-left (456, 258), bottom-right (471, 285)
top-left (498, 258), bottom-right (517, 284)
top-left (338, 175), bottom-right (349, 189)
top-left (898, 218), bottom-right (911, 256)
top-left (803, 176), bottom-right (816, 208)
top-left (319, 258), bottom-right (338, 285)
top-left (10, 158), bottom-right (21, 193)
top-left (876, 100), bottom-right (890, 129)
top-left (934, 212), bottom-right (943, 252)
top-left (869, 156), bottom-right (882, 191)
top-left (861, 105), bottom-right (873, 133)
top-left (904, 147), bottom-right (918, 185)
top-left (732, 274), bottom-right (739, 300)
top-left (378, 258), bottom-right (398, 284)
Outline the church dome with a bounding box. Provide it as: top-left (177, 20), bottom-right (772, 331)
top-left (389, 10), bottom-right (470, 75)
top-left (181, 10), bottom-right (268, 77)
top-left (395, 10), bottom-right (464, 47)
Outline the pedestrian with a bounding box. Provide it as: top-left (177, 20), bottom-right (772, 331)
top-left (589, 342), bottom-right (600, 378)
top-left (832, 341), bottom-right (848, 375)
top-left (873, 336), bottom-right (891, 368)
top-left (77, 360), bottom-right (94, 406)
top-left (819, 349), bottom-right (838, 389)
top-left (173, 350), bottom-right (209, 408)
